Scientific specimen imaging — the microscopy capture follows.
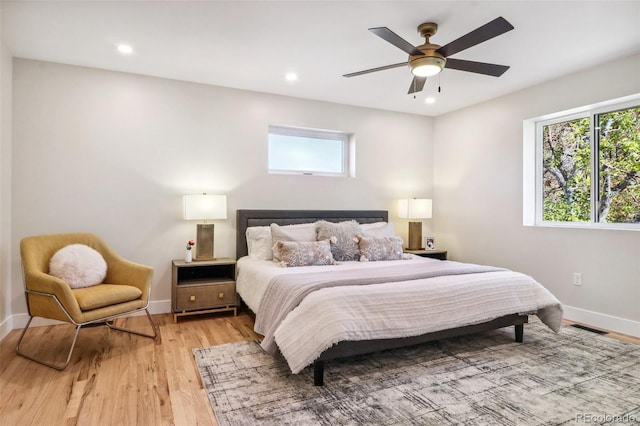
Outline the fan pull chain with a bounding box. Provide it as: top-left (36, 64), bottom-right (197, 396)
top-left (438, 74), bottom-right (441, 93)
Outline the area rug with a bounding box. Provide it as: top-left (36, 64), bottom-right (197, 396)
top-left (193, 319), bottom-right (640, 425)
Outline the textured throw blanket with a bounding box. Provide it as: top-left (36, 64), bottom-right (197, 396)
top-left (255, 260), bottom-right (504, 354)
top-left (254, 259), bottom-right (564, 374)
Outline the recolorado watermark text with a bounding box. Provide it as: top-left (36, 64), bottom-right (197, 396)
top-left (575, 413), bottom-right (637, 423)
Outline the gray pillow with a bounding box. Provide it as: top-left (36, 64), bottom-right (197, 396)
top-left (316, 220), bottom-right (361, 261)
top-left (273, 240), bottom-right (335, 267)
top-left (357, 236), bottom-right (404, 261)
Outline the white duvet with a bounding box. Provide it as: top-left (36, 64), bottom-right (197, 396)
top-left (236, 256), bottom-right (423, 313)
top-left (236, 256), bottom-right (563, 374)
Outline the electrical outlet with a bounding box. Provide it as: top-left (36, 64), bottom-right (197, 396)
top-left (572, 272), bottom-right (582, 286)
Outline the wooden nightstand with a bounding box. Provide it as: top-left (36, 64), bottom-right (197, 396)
top-left (171, 258), bottom-right (238, 322)
top-left (404, 249), bottom-right (448, 260)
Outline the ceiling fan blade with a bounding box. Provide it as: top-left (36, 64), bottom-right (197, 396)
top-left (445, 58), bottom-right (510, 77)
top-left (343, 62), bottom-right (407, 78)
top-left (407, 76), bottom-right (427, 94)
top-left (369, 27), bottom-right (425, 56)
top-left (436, 17), bottom-right (514, 58)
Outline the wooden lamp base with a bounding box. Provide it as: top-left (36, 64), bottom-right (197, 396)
top-left (195, 223), bottom-right (215, 261)
top-left (407, 221), bottom-right (424, 250)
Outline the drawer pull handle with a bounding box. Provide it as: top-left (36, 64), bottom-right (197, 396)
top-left (218, 292), bottom-right (225, 299)
top-left (190, 295), bottom-right (196, 301)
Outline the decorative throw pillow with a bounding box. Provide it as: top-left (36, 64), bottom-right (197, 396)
top-left (360, 221), bottom-right (396, 238)
top-left (316, 220), bottom-right (361, 262)
top-left (274, 240), bottom-right (335, 267)
top-left (271, 223), bottom-right (318, 260)
top-left (357, 236), bottom-right (404, 262)
top-left (246, 226), bottom-right (273, 260)
top-left (49, 244), bottom-right (107, 288)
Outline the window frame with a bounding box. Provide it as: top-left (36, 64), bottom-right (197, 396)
top-left (267, 125), bottom-right (351, 177)
top-left (524, 94), bottom-right (640, 231)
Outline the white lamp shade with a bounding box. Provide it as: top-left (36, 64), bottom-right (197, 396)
top-left (183, 194), bottom-right (227, 220)
top-left (398, 198), bottom-right (432, 220)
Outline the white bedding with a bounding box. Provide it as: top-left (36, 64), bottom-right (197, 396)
top-left (236, 256), bottom-right (563, 374)
top-left (236, 255), bottom-right (437, 313)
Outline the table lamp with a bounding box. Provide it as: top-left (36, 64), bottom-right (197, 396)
top-left (184, 194), bottom-right (227, 260)
top-left (398, 198), bottom-right (432, 250)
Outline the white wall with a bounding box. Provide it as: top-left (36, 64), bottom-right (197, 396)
top-left (10, 59), bottom-right (433, 319)
top-left (8, 55), bottom-right (638, 338)
top-left (434, 53), bottom-right (640, 336)
top-left (0, 31), bottom-right (14, 335)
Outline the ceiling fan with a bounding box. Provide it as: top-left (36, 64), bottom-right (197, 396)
top-left (344, 17), bottom-right (514, 94)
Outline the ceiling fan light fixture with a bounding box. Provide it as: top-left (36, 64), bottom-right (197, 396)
top-left (345, 17), bottom-right (513, 95)
top-left (410, 56), bottom-right (445, 77)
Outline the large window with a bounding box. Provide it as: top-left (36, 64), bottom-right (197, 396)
top-left (541, 115), bottom-right (591, 222)
top-left (268, 125), bottom-right (351, 176)
top-left (531, 99), bottom-right (639, 228)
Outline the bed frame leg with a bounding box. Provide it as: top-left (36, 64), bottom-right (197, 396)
top-left (515, 323), bottom-right (524, 343)
top-left (314, 360), bottom-right (325, 386)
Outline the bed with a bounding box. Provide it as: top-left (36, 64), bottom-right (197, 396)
top-left (236, 209), bottom-right (563, 386)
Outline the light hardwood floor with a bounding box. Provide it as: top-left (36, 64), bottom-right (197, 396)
top-left (0, 313), bottom-right (259, 426)
top-left (0, 314), bottom-right (637, 426)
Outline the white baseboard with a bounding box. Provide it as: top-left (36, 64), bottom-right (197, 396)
top-left (4, 301), bottom-right (636, 341)
top-left (563, 305), bottom-right (640, 338)
top-left (148, 299), bottom-right (172, 316)
top-left (0, 315), bottom-right (14, 342)
top-left (0, 299), bottom-right (172, 341)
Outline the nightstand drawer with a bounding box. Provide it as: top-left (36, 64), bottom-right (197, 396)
top-left (175, 281), bottom-right (235, 311)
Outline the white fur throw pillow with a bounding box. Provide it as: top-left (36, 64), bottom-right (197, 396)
top-left (49, 244), bottom-right (107, 288)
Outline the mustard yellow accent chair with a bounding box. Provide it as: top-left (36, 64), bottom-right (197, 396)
top-left (17, 233), bottom-right (158, 370)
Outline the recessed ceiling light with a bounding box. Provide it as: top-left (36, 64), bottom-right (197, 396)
top-left (117, 44), bottom-right (133, 55)
top-left (285, 72), bottom-right (298, 82)
top-left (425, 97), bottom-right (436, 104)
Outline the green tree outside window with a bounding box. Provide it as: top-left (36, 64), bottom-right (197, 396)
top-left (542, 106), bottom-right (639, 224)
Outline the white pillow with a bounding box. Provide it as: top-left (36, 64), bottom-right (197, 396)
top-left (49, 244), bottom-right (107, 289)
top-left (360, 221), bottom-right (396, 238)
top-left (246, 226), bottom-right (273, 260)
top-left (270, 222), bottom-right (318, 260)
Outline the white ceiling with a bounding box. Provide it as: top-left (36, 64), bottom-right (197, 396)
top-left (2, 1), bottom-right (639, 116)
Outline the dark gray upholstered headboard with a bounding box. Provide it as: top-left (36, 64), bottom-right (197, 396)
top-left (236, 209), bottom-right (388, 259)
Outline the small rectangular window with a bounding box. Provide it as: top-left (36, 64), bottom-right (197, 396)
top-left (268, 125), bottom-right (350, 176)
